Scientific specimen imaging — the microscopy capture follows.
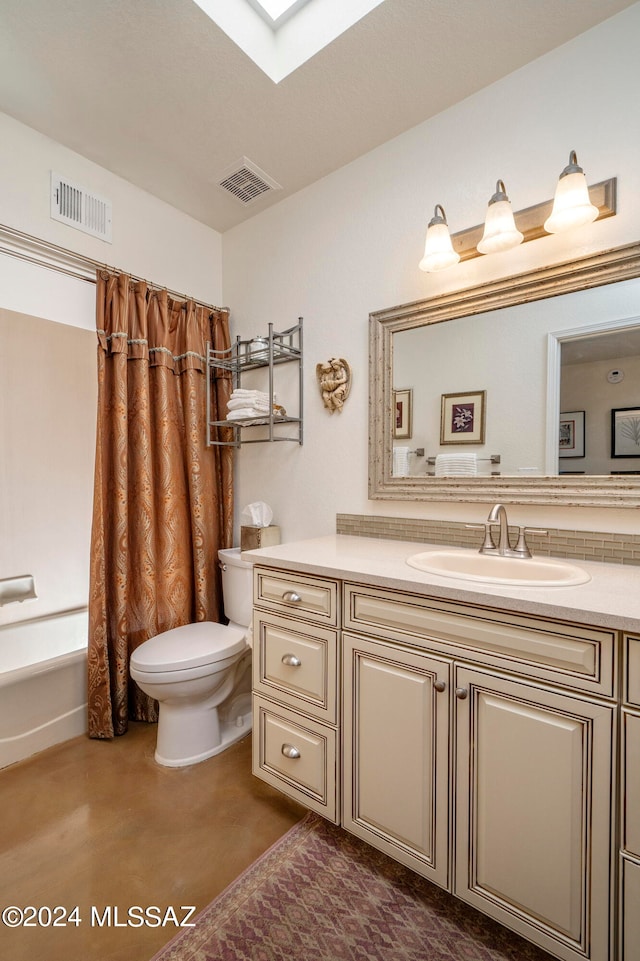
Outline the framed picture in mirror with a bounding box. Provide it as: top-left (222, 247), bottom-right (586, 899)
top-left (440, 390), bottom-right (485, 445)
top-left (394, 388), bottom-right (412, 439)
top-left (559, 410), bottom-right (585, 458)
top-left (611, 406), bottom-right (640, 457)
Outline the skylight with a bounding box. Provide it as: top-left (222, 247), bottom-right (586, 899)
top-left (255, 0), bottom-right (298, 17)
top-left (249, 0), bottom-right (310, 25)
top-left (192, 0), bottom-right (386, 82)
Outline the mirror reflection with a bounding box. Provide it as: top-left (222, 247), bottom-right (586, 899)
top-left (390, 279), bottom-right (640, 478)
top-left (560, 327), bottom-right (640, 475)
top-left (369, 241), bottom-right (640, 506)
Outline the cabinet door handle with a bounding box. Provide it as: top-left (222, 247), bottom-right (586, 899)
top-left (455, 687), bottom-right (469, 700)
top-left (282, 590), bottom-right (302, 603)
top-left (434, 680), bottom-right (446, 693)
top-left (281, 743), bottom-right (301, 759)
top-left (281, 653), bottom-right (302, 667)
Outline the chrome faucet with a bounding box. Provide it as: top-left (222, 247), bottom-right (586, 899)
top-left (466, 503), bottom-right (548, 559)
top-left (487, 503), bottom-right (511, 554)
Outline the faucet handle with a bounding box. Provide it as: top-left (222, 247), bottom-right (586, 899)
top-left (465, 523), bottom-right (496, 553)
top-left (514, 526), bottom-right (548, 557)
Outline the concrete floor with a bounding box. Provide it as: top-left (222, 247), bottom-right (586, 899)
top-left (0, 722), bottom-right (305, 961)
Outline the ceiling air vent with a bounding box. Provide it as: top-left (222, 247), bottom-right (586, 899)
top-left (218, 157), bottom-right (281, 205)
top-left (50, 171), bottom-right (113, 242)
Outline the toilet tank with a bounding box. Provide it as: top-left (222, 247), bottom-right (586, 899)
top-left (218, 548), bottom-right (253, 628)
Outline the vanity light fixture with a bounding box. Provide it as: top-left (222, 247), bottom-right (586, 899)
top-left (418, 205), bottom-right (460, 272)
top-left (418, 153), bottom-right (616, 272)
top-left (544, 150), bottom-right (600, 234)
top-left (477, 180), bottom-right (524, 255)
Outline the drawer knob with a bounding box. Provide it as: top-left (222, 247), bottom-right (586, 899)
top-left (455, 687), bottom-right (469, 700)
top-left (281, 653), bottom-right (302, 667)
top-left (282, 590), bottom-right (302, 603)
top-left (434, 680), bottom-right (446, 693)
top-left (281, 743), bottom-right (301, 759)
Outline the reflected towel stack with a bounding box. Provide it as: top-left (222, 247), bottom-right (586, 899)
top-left (392, 446), bottom-right (410, 477)
top-left (227, 389), bottom-right (274, 420)
top-left (434, 453), bottom-right (478, 476)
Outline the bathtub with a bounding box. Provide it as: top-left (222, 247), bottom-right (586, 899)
top-left (0, 608), bottom-right (88, 769)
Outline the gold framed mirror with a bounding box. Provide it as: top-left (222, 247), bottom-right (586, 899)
top-left (369, 241), bottom-right (640, 507)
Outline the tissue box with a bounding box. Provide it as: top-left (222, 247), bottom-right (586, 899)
top-left (240, 525), bottom-right (281, 550)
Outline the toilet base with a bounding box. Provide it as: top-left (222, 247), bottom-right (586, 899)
top-left (155, 692), bottom-right (252, 768)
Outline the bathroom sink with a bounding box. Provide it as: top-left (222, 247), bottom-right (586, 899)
top-left (406, 550), bottom-right (591, 586)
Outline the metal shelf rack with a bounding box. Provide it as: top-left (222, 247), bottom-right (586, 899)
top-left (206, 318), bottom-right (303, 448)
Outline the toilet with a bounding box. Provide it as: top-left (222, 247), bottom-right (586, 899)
top-left (130, 547), bottom-right (253, 767)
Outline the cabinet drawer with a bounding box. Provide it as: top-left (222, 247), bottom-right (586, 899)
top-left (623, 709), bottom-right (640, 859)
top-left (252, 695), bottom-right (338, 822)
top-left (344, 582), bottom-right (616, 696)
top-left (254, 568), bottom-right (338, 626)
top-left (253, 612), bottom-right (338, 722)
top-left (625, 636), bottom-right (640, 707)
top-left (620, 856), bottom-right (640, 961)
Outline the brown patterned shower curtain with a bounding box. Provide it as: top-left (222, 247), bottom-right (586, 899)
top-left (88, 271), bottom-right (233, 739)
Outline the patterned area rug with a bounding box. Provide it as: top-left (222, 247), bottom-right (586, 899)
top-left (151, 812), bottom-right (554, 961)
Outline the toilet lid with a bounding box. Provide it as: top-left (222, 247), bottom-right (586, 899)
top-left (130, 622), bottom-right (246, 673)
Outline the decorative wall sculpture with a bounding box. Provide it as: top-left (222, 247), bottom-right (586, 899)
top-left (316, 357), bottom-right (351, 413)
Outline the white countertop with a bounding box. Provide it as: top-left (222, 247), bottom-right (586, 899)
top-left (242, 534), bottom-right (640, 633)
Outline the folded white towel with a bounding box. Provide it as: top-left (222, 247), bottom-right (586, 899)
top-left (393, 446), bottom-right (410, 477)
top-left (227, 407), bottom-right (268, 420)
top-left (227, 396), bottom-right (270, 412)
top-left (229, 388), bottom-right (270, 402)
top-left (227, 407), bottom-right (286, 423)
top-left (435, 453), bottom-right (478, 476)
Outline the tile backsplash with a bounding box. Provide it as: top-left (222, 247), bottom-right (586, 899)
top-left (336, 514), bottom-right (640, 566)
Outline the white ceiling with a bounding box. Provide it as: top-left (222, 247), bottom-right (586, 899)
top-left (0, 0), bottom-right (635, 233)
top-left (562, 328), bottom-right (640, 366)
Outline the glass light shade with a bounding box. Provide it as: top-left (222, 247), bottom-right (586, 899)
top-left (544, 153), bottom-right (598, 233)
top-left (419, 206), bottom-right (460, 272)
top-left (477, 181), bottom-right (523, 255)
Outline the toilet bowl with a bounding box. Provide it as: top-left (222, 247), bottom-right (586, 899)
top-left (130, 548), bottom-right (253, 767)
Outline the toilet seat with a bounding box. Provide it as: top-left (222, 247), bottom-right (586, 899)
top-left (130, 621), bottom-right (246, 674)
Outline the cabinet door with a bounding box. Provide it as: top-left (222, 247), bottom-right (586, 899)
top-left (620, 856), bottom-right (640, 961)
top-left (623, 710), bottom-right (640, 859)
top-left (621, 710), bottom-right (640, 961)
top-left (454, 666), bottom-right (614, 961)
top-left (342, 633), bottom-right (451, 889)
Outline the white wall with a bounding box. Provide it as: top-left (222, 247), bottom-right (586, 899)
top-left (0, 310), bottom-right (96, 627)
top-left (0, 111), bottom-right (223, 329)
top-left (222, 4), bottom-right (640, 541)
top-left (0, 112), bottom-right (223, 627)
top-left (562, 353), bottom-right (640, 474)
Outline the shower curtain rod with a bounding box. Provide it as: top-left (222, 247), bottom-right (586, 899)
top-left (0, 222), bottom-right (227, 314)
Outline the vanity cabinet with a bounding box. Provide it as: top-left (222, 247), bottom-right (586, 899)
top-left (251, 567), bottom-right (340, 822)
top-left (620, 635), bottom-right (640, 961)
top-left (342, 582), bottom-right (616, 961)
top-left (251, 563), bottom-right (624, 961)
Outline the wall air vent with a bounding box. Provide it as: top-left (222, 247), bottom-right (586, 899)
top-left (50, 172), bottom-right (113, 242)
top-left (218, 157), bottom-right (282, 205)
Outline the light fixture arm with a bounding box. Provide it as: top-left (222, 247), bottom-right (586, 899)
top-left (559, 150), bottom-right (584, 178)
top-left (429, 204), bottom-right (448, 226)
top-left (487, 180), bottom-right (509, 205)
